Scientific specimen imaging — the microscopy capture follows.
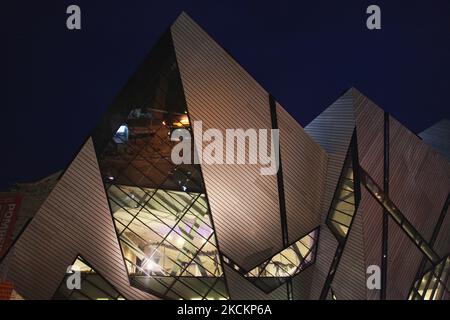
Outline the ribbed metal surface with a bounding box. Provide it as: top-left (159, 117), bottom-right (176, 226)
top-left (305, 88), bottom-right (356, 214)
top-left (387, 221), bottom-right (423, 299)
top-left (353, 90), bottom-right (385, 300)
top-left (308, 228), bottom-right (338, 299)
top-left (171, 13), bottom-right (282, 270)
top-left (291, 266), bottom-right (315, 300)
top-left (433, 206), bottom-right (450, 257)
top-left (389, 116), bottom-right (450, 242)
top-left (332, 209), bottom-right (367, 300)
top-left (276, 103), bottom-right (327, 243)
top-left (8, 172), bottom-right (60, 242)
top-left (304, 89), bottom-right (355, 298)
top-left (387, 116), bottom-right (450, 299)
top-left (358, 188), bottom-right (383, 300)
top-left (223, 265), bottom-right (287, 300)
top-left (0, 139), bottom-right (156, 300)
top-left (419, 119), bottom-right (450, 161)
top-left (353, 89), bottom-right (384, 186)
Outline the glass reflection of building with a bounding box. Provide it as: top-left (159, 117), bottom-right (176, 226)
top-left (94, 32), bottom-right (228, 300)
top-left (98, 103), bottom-right (228, 300)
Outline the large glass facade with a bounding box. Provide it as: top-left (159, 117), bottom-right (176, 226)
top-left (108, 180), bottom-right (228, 300)
top-left (94, 34), bottom-right (228, 300)
top-left (53, 256), bottom-right (124, 300)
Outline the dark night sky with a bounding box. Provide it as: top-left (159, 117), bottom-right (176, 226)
top-left (3, 0), bottom-right (450, 190)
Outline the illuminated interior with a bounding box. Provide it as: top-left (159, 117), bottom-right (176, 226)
top-left (97, 89), bottom-right (228, 299)
top-left (327, 141), bottom-right (358, 241)
top-left (108, 184), bottom-right (228, 300)
top-left (409, 256), bottom-right (450, 300)
top-left (53, 256), bottom-right (124, 300)
top-left (246, 229), bottom-right (317, 278)
top-left (222, 228), bottom-right (318, 293)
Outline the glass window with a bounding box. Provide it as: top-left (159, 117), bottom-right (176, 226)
top-left (327, 148), bottom-right (357, 241)
top-left (53, 256), bottom-right (125, 300)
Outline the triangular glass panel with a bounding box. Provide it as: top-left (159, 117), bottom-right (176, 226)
top-left (53, 256), bottom-right (124, 300)
top-left (92, 31), bottom-right (228, 300)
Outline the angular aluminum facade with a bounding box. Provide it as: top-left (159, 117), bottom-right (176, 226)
top-left (0, 13), bottom-right (449, 300)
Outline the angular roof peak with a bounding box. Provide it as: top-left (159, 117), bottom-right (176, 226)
top-left (419, 118), bottom-right (450, 160)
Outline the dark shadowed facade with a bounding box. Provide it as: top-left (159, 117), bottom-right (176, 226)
top-left (0, 13), bottom-right (449, 300)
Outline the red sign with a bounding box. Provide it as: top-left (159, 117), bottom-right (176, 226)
top-left (0, 281), bottom-right (14, 300)
top-left (0, 194), bottom-right (22, 258)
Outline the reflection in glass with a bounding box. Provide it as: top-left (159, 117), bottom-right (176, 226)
top-left (92, 36), bottom-right (228, 299)
top-left (97, 105), bottom-right (228, 300)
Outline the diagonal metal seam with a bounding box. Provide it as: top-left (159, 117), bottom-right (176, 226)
top-left (171, 38), bottom-right (232, 300)
top-left (359, 167), bottom-right (440, 264)
top-left (319, 129), bottom-right (361, 300)
top-left (381, 111), bottom-right (389, 300)
top-left (268, 93), bottom-right (291, 299)
top-left (409, 193), bottom-right (450, 300)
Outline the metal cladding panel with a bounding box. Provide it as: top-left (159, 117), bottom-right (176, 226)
top-left (0, 139), bottom-right (156, 300)
top-left (433, 206), bottom-right (450, 257)
top-left (352, 90), bottom-right (385, 300)
top-left (353, 89), bottom-right (384, 186)
top-left (387, 220), bottom-right (423, 299)
top-left (359, 188), bottom-right (383, 300)
top-left (276, 103), bottom-right (327, 243)
top-left (305, 88), bottom-right (356, 215)
top-left (9, 172), bottom-right (60, 242)
top-left (389, 116), bottom-right (450, 242)
top-left (304, 89), bottom-right (355, 298)
top-left (291, 266), bottom-right (315, 300)
top-left (419, 119), bottom-right (450, 161)
top-left (223, 265), bottom-right (287, 300)
top-left (308, 227), bottom-right (338, 299)
top-left (332, 209), bottom-right (367, 300)
top-left (171, 13), bottom-right (282, 270)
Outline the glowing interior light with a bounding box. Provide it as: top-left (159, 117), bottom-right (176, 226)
top-left (113, 124), bottom-right (129, 143)
top-left (180, 116), bottom-right (190, 125)
top-left (143, 259), bottom-right (158, 272)
top-left (116, 125), bottom-right (127, 134)
top-left (176, 237), bottom-right (185, 246)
